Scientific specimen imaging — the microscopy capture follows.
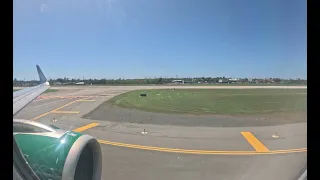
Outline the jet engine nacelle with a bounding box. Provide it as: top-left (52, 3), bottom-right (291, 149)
top-left (13, 119), bottom-right (102, 180)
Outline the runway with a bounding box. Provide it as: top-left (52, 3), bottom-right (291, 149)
top-left (13, 86), bottom-right (307, 180)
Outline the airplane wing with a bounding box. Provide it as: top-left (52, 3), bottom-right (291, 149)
top-left (13, 65), bottom-right (50, 116)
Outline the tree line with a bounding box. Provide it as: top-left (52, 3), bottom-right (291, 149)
top-left (13, 77), bottom-right (307, 86)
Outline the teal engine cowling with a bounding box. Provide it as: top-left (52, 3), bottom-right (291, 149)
top-left (14, 128), bottom-right (102, 180)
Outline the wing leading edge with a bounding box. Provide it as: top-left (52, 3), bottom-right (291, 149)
top-left (13, 65), bottom-right (50, 116)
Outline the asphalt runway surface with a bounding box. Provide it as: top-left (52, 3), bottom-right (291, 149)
top-left (13, 85), bottom-right (307, 180)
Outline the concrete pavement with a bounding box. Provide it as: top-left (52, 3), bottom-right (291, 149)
top-left (13, 86), bottom-right (307, 180)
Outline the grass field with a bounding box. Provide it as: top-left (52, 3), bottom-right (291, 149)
top-left (13, 89), bottom-right (58, 93)
top-left (107, 89), bottom-right (307, 115)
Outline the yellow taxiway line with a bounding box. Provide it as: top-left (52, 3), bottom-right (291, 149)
top-left (35, 96), bottom-right (58, 101)
top-left (73, 123), bottom-right (307, 155)
top-left (241, 132), bottom-right (270, 152)
top-left (73, 123), bottom-right (99, 132)
top-left (31, 98), bottom-right (88, 120)
top-left (30, 99), bottom-right (307, 156)
top-left (97, 139), bottom-right (306, 155)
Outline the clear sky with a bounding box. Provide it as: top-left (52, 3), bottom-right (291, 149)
top-left (13, 0), bottom-right (306, 80)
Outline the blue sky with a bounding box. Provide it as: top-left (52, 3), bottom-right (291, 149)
top-left (13, 0), bottom-right (306, 80)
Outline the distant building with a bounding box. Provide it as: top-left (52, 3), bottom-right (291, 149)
top-left (218, 79), bottom-right (228, 83)
top-left (228, 78), bottom-right (238, 83)
top-left (172, 80), bottom-right (184, 84)
top-left (54, 82), bottom-right (62, 85)
top-left (184, 81), bottom-right (192, 84)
